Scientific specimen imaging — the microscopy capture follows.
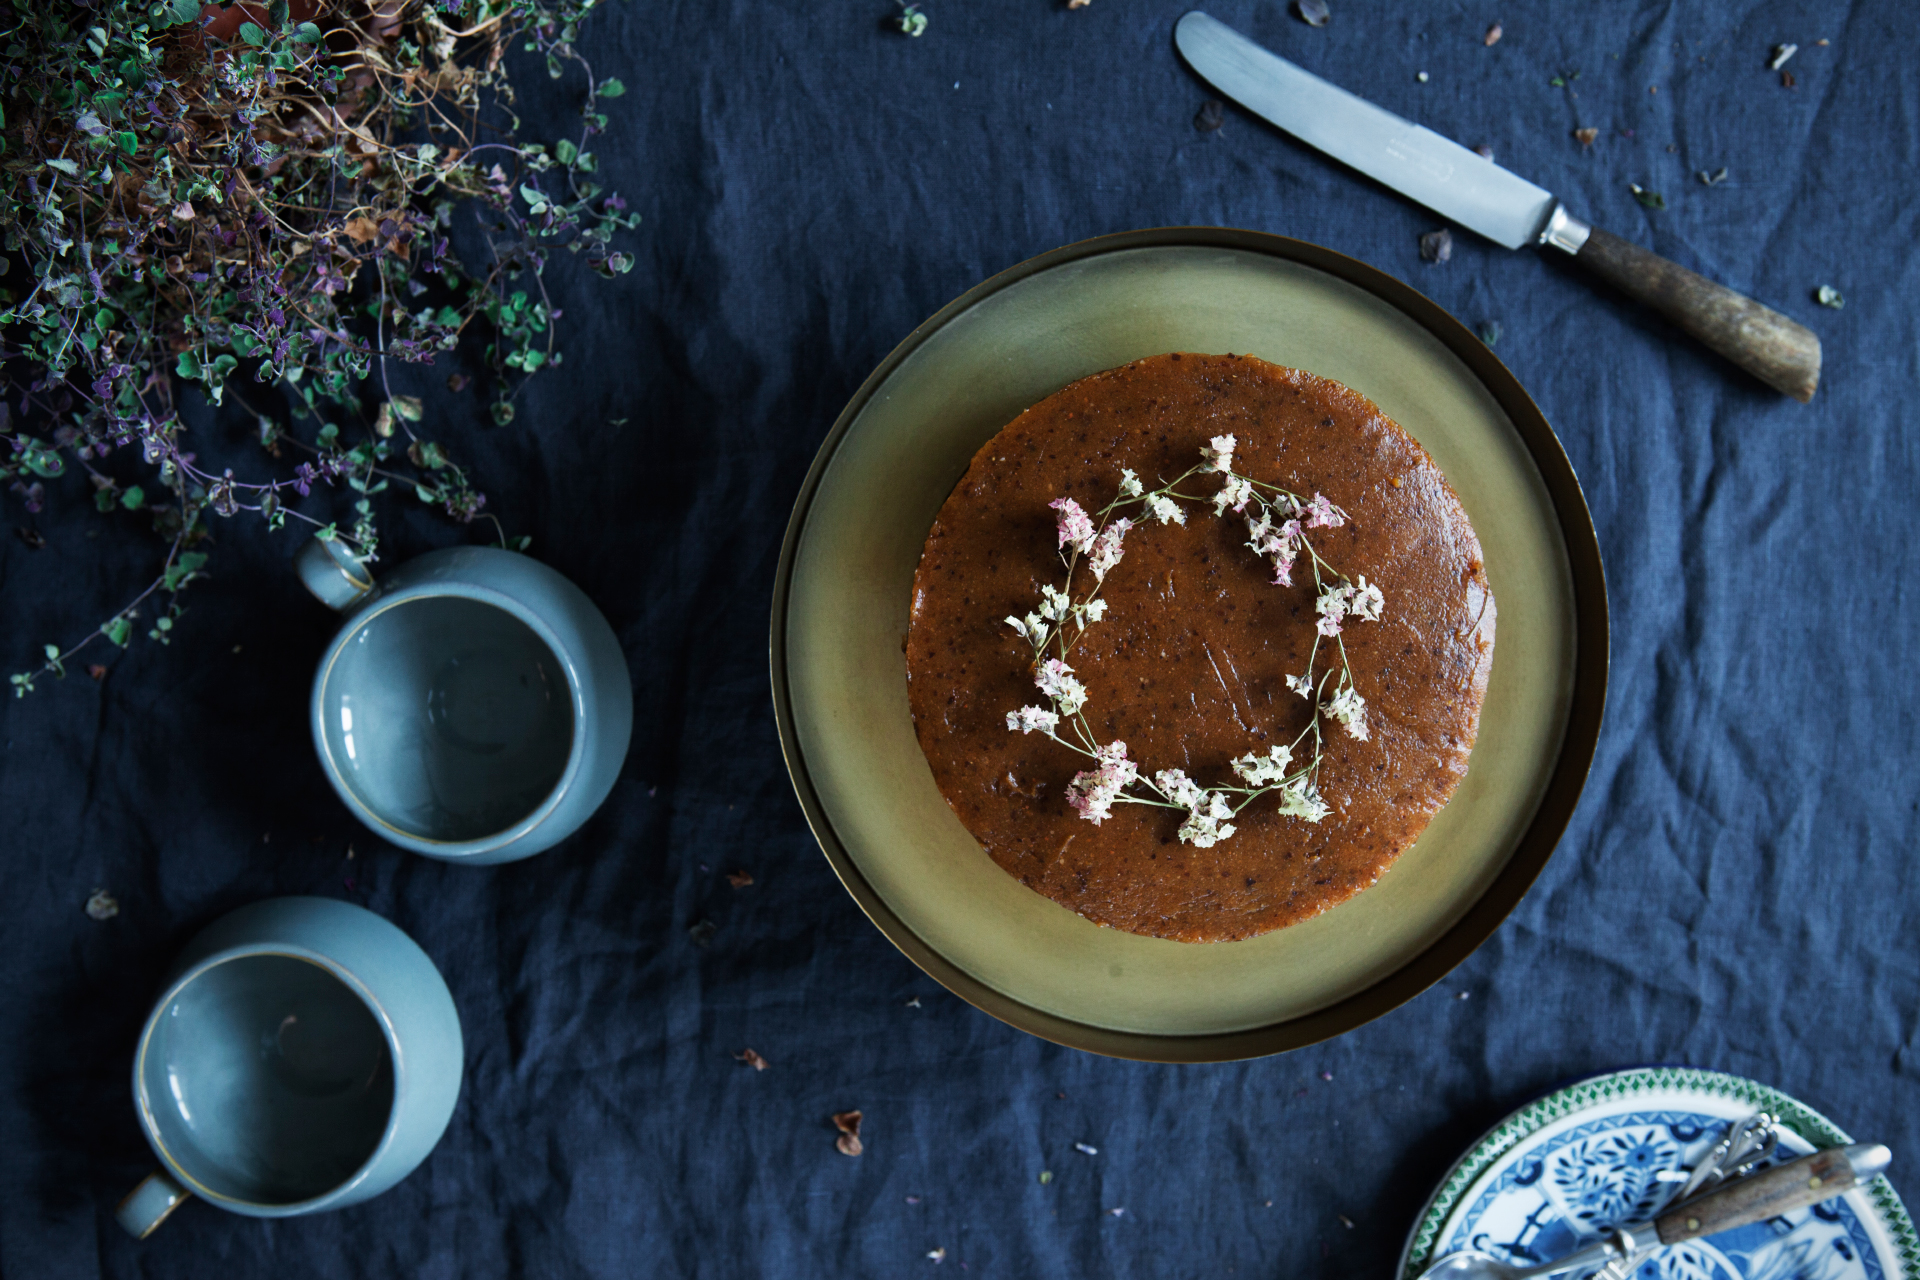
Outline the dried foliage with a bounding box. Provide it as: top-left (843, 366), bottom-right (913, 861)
top-left (1, 0), bottom-right (636, 694)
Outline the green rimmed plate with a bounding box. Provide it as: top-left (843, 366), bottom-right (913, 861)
top-left (1398, 1066), bottom-right (1918, 1279)
top-left (770, 228), bottom-right (1607, 1061)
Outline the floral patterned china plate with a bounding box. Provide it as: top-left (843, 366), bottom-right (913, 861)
top-left (1400, 1068), bottom-right (1918, 1280)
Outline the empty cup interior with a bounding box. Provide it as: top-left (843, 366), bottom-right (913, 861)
top-left (318, 594), bottom-right (575, 843)
top-left (141, 954), bottom-right (395, 1206)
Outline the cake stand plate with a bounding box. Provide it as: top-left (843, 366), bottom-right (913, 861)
top-left (770, 227), bottom-right (1607, 1061)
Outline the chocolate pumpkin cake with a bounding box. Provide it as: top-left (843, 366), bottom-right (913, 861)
top-left (904, 353), bottom-right (1495, 943)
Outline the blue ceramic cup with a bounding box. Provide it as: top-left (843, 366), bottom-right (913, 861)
top-left (299, 537), bottom-right (632, 864)
top-left (116, 897), bottom-right (463, 1238)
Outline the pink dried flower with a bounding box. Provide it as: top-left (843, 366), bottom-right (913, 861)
top-left (1088, 517), bottom-right (1132, 582)
top-left (1303, 492), bottom-right (1345, 529)
top-left (1066, 741), bottom-right (1138, 825)
top-left (1049, 497), bottom-right (1097, 555)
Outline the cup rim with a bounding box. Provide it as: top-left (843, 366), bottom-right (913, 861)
top-left (131, 944), bottom-right (408, 1217)
top-left (310, 581), bottom-right (588, 858)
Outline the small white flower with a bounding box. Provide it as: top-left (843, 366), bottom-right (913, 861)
top-left (1118, 468), bottom-right (1144, 498)
top-left (1285, 673), bottom-right (1315, 699)
top-left (1348, 575), bottom-right (1384, 623)
top-left (1325, 684), bottom-right (1369, 740)
top-left (1146, 494), bottom-right (1186, 525)
top-left (1088, 518), bottom-right (1132, 583)
top-left (1275, 778), bottom-right (1332, 823)
top-left (1035, 658), bottom-right (1088, 715)
top-left (1315, 585), bottom-right (1353, 637)
top-left (1230, 744), bottom-right (1294, 787)
top-left (1006, 705), bottom-right (1060, 735)
top-left (1202, 434), bottom-right (1237, 473)
top-left (1177, 792), bottom-right (1237, 846)
top-left (1213, 474), bottom-right (1255, 516)
top-left (1003, 615), bottom-right (1031, 642)
top-left (1039, 585), bottom-right (1072, 622)
top-left (1152, 768), bottom-right (1208, 810)
top-left (1082, 598), bottom-right (1109, 622)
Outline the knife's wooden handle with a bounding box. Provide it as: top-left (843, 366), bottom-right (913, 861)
top-left (1573, 225), bottom-right (1822, 402)
top-left (1655, 1148), bottom-right (1855, 1244)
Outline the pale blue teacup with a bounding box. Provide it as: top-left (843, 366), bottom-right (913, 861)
top-left (117, 897), bottom-right (463, 1238)
top-left (299, 538), bottom-right (632, 864)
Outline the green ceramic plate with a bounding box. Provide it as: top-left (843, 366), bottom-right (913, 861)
top-left (771, 228), bottom-right (1607, 1061)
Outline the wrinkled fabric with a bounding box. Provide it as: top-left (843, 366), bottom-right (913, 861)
top-left (2, 0), bottom-right (1915, 1275)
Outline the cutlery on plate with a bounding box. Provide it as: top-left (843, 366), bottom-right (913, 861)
top-left (1668, 1111), bottom-right (1779, 1204)
top-left (1174, 11), bottom-right (1823, 401)
top-left (1413, 1142), bottom-right (1892, 1280)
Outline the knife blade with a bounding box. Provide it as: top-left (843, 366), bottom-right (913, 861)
top-left (1175, 10), bottom-right (1823, 402)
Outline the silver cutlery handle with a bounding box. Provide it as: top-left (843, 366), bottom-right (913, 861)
top-left (1654, 1144), bottom-right (1892, 1245)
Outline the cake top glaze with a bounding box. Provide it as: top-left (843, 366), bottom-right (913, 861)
top-left (905, 353), bottom-right (1495, 942)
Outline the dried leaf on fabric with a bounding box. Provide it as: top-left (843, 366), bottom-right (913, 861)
top-left (1574, 127), bottom-right (1598, 147)
top-left (1697, 167), bottom-right (1729, 186)
top-left (85, 890), bottom-right (119, 920)
top-left (834, 1109), bottom-right (865, 1155)
top-left (726, 869), bottom-right (755, 888)
top-left (1194, 99), bottom-right (1225, 132)
top-left (734, 1048), bottom-right (770, 1070)
top-left (1768, 43), bottom-right (1798, 70)
top-left (1483, 23), bottom-right (1502, 46)
top-left (1630, 183), bottom-right (1666, 210)
top-left (1295, 0), bottom-right (1330, 27)
top-left (1419, 228), bottom-right (1453, 263)
top-left (1816, 286), bottom-right (1845, 309)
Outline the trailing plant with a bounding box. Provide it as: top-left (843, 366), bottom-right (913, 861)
top-left (0, 0), bottom-right (638, 695)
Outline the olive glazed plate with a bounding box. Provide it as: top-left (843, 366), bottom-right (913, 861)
top-left (771, 228), bottom-right (1607, 1061)
top-left (1399, 1067), bottom-right (1919, 1280)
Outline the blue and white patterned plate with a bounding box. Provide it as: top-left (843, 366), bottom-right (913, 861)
top-left (1399, 1068), bottom-right (1918, 1280)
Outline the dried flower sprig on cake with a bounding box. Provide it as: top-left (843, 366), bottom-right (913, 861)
top-left (1002, 434), bottom-right (1384, 847)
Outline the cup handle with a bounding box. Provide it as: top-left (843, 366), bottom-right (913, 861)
top-left (115, 1169), bottom-right (192, 1238)
top-left (296, 534), bottom-right (377, 611)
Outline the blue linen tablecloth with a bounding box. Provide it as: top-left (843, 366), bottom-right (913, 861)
top-left (3, 1), bottom-right (1915, 1275)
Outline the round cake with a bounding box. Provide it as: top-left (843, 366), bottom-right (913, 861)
top-left (904, 352), bottom-right (1495, 943)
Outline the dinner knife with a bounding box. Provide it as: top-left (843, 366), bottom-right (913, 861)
top-left (1175, 10), bottom-right (1822, 402)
